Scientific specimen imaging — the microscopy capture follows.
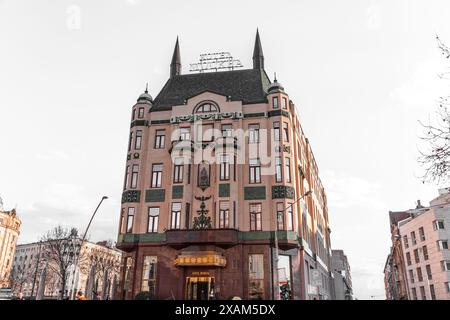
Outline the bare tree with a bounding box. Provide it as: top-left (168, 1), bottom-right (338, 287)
top-left (40, 226), bottom-right (79, 299)
top-left (80, 240), bottom-right (121, 300)
top-left (419, 36), bottom-right (450, 184)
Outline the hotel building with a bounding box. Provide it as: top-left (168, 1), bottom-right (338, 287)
top-left (116, 31), bottom-right (333, 300)
top-left (0, 209), bottom-right (21, 288)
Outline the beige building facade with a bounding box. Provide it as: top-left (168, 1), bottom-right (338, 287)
top-left (0, 209), bottom-right (21, 288)
top-left (12, 240), bottom-right (122, 299)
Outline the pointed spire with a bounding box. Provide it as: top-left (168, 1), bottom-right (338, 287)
top-left (253, 28), bottom-right (264, 70)
top-left (145, 82), bottom-right (148, 94)
top-left (170, 36), bottom-right (181, 77)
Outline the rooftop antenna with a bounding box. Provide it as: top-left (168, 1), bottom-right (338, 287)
top-left (274, 72), bottom-right (277, 82)
top-left (145, 83), bottom-right (148, 94)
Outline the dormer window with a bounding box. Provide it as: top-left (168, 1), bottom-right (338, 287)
top-left (194, 102), bottom-right (219, 114)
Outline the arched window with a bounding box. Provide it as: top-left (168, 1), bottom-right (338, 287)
top-left (194, 102), bottom-right (219, 114)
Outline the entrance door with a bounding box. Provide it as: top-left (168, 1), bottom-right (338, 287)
top-left (185, 277), bottom-right (215, 300)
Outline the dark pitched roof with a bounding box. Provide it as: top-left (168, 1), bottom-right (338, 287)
top-left (151, 69), bottom-right (272, 111)
top-left (389, 211), bottom-right (411, 226)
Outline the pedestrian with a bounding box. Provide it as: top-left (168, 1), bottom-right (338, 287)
top-left (76, 290), bottom-right (87, 300)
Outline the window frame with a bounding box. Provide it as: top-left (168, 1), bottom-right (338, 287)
top-left (151, 164), bottom-right (163, 188)
top-left (147, 207), bottom-right (160, 233)
top-left (154, 130), bottom-right (166, 149)
top-left (250, 203), bottom-right (262, 231)
top-left (249, 158), bottom-right (261, 184)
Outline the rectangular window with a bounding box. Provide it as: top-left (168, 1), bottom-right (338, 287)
top-left (151, 164), bottom-right (163, 188)
top-left (132, 109), bottom-right (136, 121)
top-left (277, 202), bottom-right (284, 230)
top-left (275, 157), bottom-right (282, 183)
top-left (272, 96), bottom-right (279, 109)
top-left (412, 287), bottom-right (417, 300)
top-left (434, 220), bottom-right (445, 230)
top-left (124, 166), bottom-right (130, 190)
top-left (417, 267), bottom-right (423, 282)
top-left (147, 208), bottom-right (159, 233)
top-left (219, 202), bottom-right (230, 229)
top-left (420, 286), bottom-right (426, 300)
top-left (446, 282), bottom-right (450, 293)
top-left (138, 107), bottom-right (145, 119)
top-left (409, 269), bottom-right (414, 283)
top-left (155, 130), bottom-right (165, 149)
top-left (220, 154), bottom-right (230, 181)
top-left (221, 124), bottom-right (232, 137)
top-left (248, 254), bottom-right (265, 299)
top-left (430, 284), bottom-right (436, 300)
top-left (249, 124), bottom-right (260, 143)
top-left (414, 249), bottom-right (420, 263)
top-left (141, 256), bottom-right (157, 296)
top-left (170, 203), bottom-right (181, 230)
top-left (126, 208), bottom-right (135, 233)
top-left (180, 128), bottom-right (191, 141)
top-left (422, 245), bottom-right (429, 260)
top-left (426, 264), bottom-right (432, 280)
top-left (438, 240), bottom-right (449, 250)
top-left (249, 159), bottom-right (261, 184)
top-left (403, 235), bottom-right (409, 249)
top-left (131, 165), bottom-right (139, 189)
top-left (250, 203), bottom-right (262, 231)
top-left (286, 204), bottom-right (293, 231)
top-left (285, 157), bottom-right (291, 183)
top-left (135, 130), bottom-right (142, 150)
top-left (273, 121), bottom-right (281, 141)
top-left (128, 132), bottom-right (133, 151)
top-left (283, 122), bottom-right (289, 142)
top-left (411, 231), bottom-right (417, 245)
top-left (441, 260), bottom-right (450, 271)
top-left (173, 159), bottom-right (184, 184)
top-left (419, 227), bottom-right (425, 241)
top-left (282, 97), bottom-right (287, 109)
top-left (406, 252), bottom-right (411, 266)
top-left (120, 208), bottom-right (125, 234)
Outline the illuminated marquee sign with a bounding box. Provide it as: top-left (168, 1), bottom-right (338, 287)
top-left (175, 253), bottom-right (226, 267)
top-left (189, 52), bottom-right (244, 73)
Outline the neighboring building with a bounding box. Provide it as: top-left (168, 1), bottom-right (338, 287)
top-left (386, 188), bottom-right (450, 300)
top-left (384, 210), bottom-right (411, 300)
top-left (398, 190), bottom-right (450, 300)
top-left (0, 209), bottom-right (21, 288)
top-left (12, 240), bottom-right (122, 299)
top-left (116, 30), bottom-right (334, 300)
top-left (332, 249), bottom-right (353, 300)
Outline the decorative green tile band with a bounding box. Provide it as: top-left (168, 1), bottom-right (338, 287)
top-left (244, 186), bottom-right (266, 200)
top-left (145, 189), bottom-right (166, 202)
top-left (272, 185), bottom-right (295, 199)
top-left (121, 190), bottom-right (141, 204)
top-left (117, 231), bottom-right (298, 244)
top-left (172, 185), bottom-right (183, 199)
top-left (219, 184), bottom-right (230, 197)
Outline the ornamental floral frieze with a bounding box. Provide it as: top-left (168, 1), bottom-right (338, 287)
top-left (170, 112), bottom-right (243, 124)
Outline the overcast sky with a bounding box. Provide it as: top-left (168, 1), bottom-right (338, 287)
top-left (1, 0), bottom-right (450, 300)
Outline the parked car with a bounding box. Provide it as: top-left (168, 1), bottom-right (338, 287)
top-left (0, 288), bottom-right (13, 301)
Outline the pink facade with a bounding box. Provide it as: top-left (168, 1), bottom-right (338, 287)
top-left (398, 193), bottom-right (450, 300)
top-left (116, 31), bottom-right (333, 300)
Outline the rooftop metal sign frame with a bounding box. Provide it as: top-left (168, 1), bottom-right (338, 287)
top-left (189, 52), bottom-right (244, 73)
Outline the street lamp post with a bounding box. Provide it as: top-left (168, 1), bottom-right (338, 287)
top-left (273, 190), bottom-right (312, 300)
top-left (69, 196), bottom-right (108, 300)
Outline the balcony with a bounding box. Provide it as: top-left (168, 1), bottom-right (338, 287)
top-left (165, 228), bottom-right (239, 249)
